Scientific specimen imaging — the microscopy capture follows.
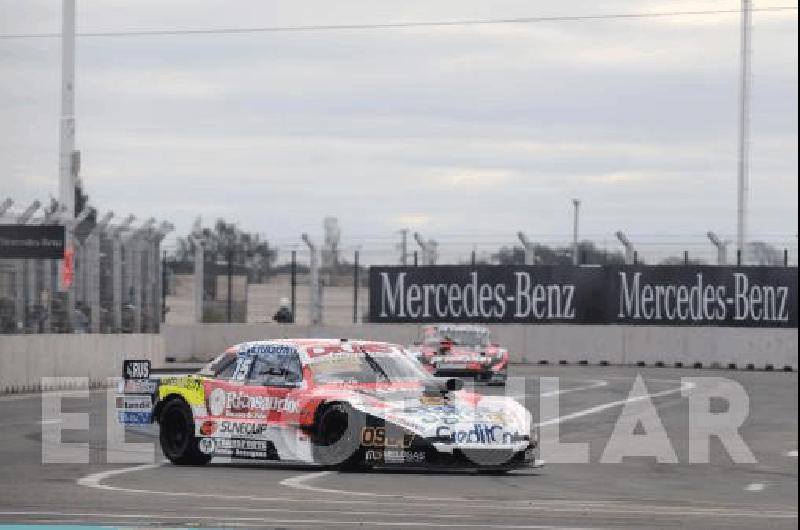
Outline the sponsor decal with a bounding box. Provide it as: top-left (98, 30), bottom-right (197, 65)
top-left (217, 421), bottom-right (270, 437)
top-left (199, 420), bottom-right (217, 436)
top-left (121, 379), bottom-right (157, 394)
top-left (369, 265), bottom-right (797, 327)
top-left (118, 411), bottom-right (152, 424)
top-left (214, 438), bottom-right (270, 451)
top-left (198, 437), bottom-right (215, 455)
top-left (435, 423), bottom-right (520, 445)
top-left (361, 427), bottom-right (415, 448)
top-left (222, 391), bottom-right (300, 415)
top-left (245, 344), bottom-right (298, 355)
top-left (365, 449), bottom-right (426, 464)
top-left (123, 360), bottom-right (150, 380)
top-left (115, 395), bottom-right (152, 410)
top-left (208, 388), bottom-right (227, 416)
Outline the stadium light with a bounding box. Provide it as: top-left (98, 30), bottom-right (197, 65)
top-left (17, 200), bottom-right (42, 224)
top-left (615, 231), bottom-right (635, 265)
top-left (707, 231), bottom-right (729, 266)
top-left (517, 231), bottom-right (535, 265)
top-left (0, 198), bottom-right (13, 217)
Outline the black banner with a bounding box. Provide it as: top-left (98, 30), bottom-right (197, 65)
top-left (0, 225), bottom-right (65, 259)
top-left (369, 265), bottom-right (798, 328)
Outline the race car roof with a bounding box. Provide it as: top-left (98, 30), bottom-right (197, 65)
top-left (423, 324), bottom-right (490, 333)
top-left (233, 338), bottom-right (403, 359)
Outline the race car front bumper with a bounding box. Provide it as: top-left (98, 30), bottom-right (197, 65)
top-left (364, 440), bottom-right (538, 470)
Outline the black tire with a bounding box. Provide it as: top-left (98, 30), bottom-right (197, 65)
top-left (159, 398), bottom-right (211, 466)
top-left (312, 403), bottom-right (365, 468)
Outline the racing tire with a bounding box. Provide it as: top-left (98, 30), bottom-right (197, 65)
top-left (159, 399), bottom-right (211, 466)
top-left (312, 403), bottom-right (366, 469)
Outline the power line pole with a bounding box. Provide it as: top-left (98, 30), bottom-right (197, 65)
top-left (737, 0), bottom-right (752, 263)
top-left (59, 0), bottom-right (76, 223)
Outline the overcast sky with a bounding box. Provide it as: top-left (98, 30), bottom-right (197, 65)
top-left (0, 1), bottom-right (797, 262)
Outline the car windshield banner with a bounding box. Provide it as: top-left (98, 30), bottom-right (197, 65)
top-left (368, 265), bottom-right (798, 328)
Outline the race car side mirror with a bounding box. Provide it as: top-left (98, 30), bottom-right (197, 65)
top-left (445, 378), bottom-right (463, 392)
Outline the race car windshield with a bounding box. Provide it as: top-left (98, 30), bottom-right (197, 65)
top-left (309, 350), bottom-right (432, 384)
top-left (424, 329), bottom-right (490, 347)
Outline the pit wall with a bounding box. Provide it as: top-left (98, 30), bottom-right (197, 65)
top-left (161, 323), bottom-right (798, 370)
top-left (0, 334), bottom-right (165, 393)
top-left (1, 324), bottom-right (795, 393)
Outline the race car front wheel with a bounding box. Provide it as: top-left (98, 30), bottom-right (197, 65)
top-left (159, 398), bottom-right (211, 466)
top-left (312, 403), bottom-right (365, 469)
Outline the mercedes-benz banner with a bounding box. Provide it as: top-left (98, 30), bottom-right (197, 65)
top-left (369, 265), bottom-right (797, 328)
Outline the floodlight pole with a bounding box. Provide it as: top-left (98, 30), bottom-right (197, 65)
top-left (615, 231), bottom-right (635, 265)
top-left (707, 231), bottom-right (729, 266)
top-left (737, 0), bottom-right (752, 263)
top-left (59, 0), bottom-right (77, 255)
top-left (0, 198), bottom-right (13, 217)
top-left (517, 232), bottom-right (535, 265)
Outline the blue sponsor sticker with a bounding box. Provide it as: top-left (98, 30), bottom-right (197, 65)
top-left (118, 411), bottom-right (152, 424)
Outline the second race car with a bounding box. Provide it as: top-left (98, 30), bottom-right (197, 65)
top-left (410, 324), bottom-right (510, 385)
top-left (116, 338), bottom-right (536, 471)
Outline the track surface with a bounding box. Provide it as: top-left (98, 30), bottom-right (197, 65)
top-left (0, 365), bottom-right (796, 529)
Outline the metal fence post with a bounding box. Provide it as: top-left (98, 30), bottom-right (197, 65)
top-left (353, 249), bottom-right (359, 324)
top-left (15, 201), bottom-right (41, 332)
top-left (290, 250), bottom-right (296, 323)
top-left (192, 236), bottom-right (204, 324)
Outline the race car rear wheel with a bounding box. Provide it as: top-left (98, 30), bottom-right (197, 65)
top-left (159, 398), bottom-right (211, 466)
top-left (312, 403), bottom-right (365, 469)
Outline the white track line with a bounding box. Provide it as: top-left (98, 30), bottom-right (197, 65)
top-left (539, 379), bottom-right (609, 398)
top-left (745, 483), bottom-right (766, 492)
top-left (788, 450), bottom-right (798, 458)
top-left (534, 380), bottom-right (694, 428)
top-left (0, 511), bottom-right (572, 528)
top-left (77, 378), bottom-right (798, 521)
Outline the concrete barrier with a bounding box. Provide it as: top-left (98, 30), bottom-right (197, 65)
top-left (0, 334), bottom-right (165, 393)
top-left (161, 323), bottom-right (797, 370)
top-left (1, 324), bottom-right (795, 393)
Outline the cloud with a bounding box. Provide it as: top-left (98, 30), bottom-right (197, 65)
top-left (0, 0), bottom-right (796, 262)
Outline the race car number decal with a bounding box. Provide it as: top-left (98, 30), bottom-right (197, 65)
top-left (361, 427), bottom-right (415, 448)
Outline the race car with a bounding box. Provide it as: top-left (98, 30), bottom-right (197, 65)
top-left (116, 339), bottom-right (536, 471)
top-left (410, 324), bottom-right (509, 385)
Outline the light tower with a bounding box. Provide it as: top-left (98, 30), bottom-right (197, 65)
top-left (737, 0), bottom-right (752, 263)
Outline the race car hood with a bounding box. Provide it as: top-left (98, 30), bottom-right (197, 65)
top-left (324, 382), bottom-right (532, 450)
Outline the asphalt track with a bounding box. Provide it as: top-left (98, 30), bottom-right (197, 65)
top-left (0, 365), bottom-right (796, 529)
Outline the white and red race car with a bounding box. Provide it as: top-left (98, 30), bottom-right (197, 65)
top-left (117, 339), bottom-right (536, 471)
top-left (411, 324), bottom-right (509, 385)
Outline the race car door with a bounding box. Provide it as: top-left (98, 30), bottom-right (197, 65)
top-left (246, 349), bottom-right (304, 426)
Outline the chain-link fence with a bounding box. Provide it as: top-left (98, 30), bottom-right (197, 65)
top-left (160, 233), bottom-right (797, 327)
top-left (0, 201), bottom-right (171, 334)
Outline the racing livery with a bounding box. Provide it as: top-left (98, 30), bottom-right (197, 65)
top-left (117, 339), bottom-right (536, 470)
top-left (410, 324), bottom-right (509, 385)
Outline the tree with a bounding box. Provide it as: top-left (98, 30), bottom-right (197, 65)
top-left (174, 218), bottom-right (277, 282)
top-left (491, 241), bottom-right (625, 266)
top-left (749, 241), bottom-right (784, 266)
